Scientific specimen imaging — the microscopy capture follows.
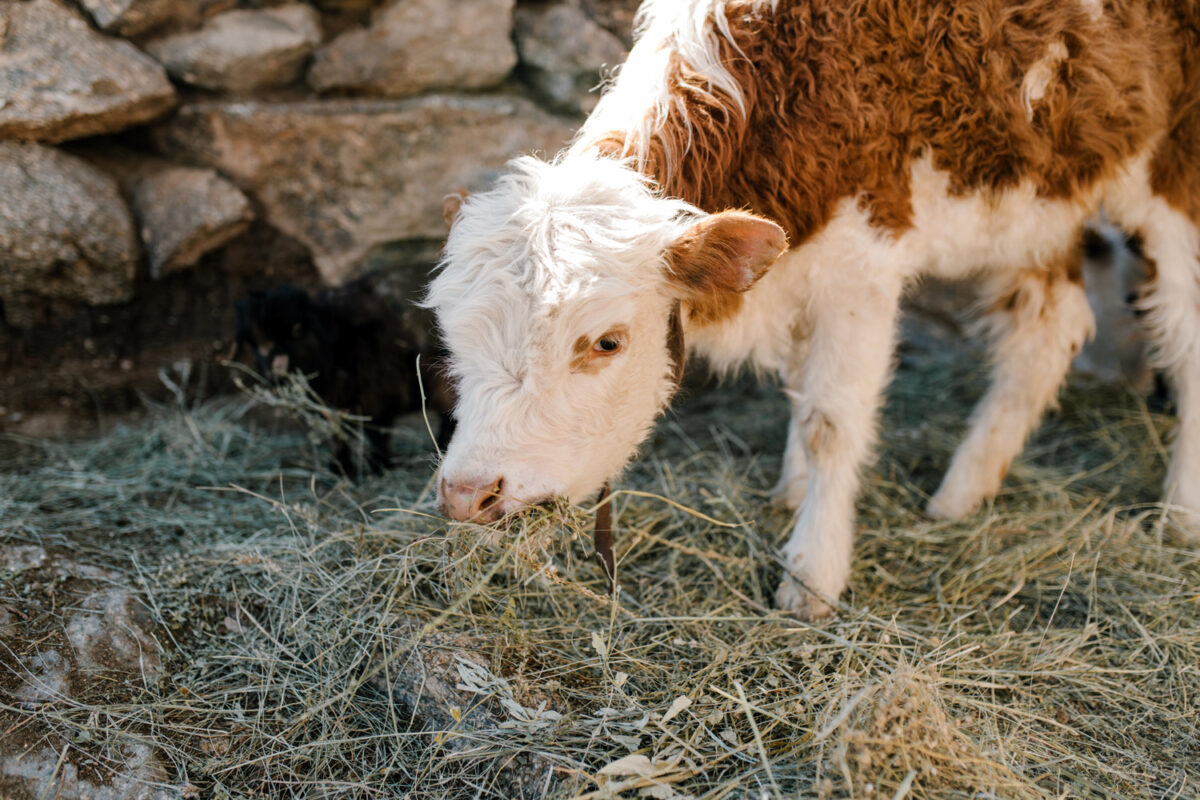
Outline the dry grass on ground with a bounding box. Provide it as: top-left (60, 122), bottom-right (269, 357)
top-left (2, 343), bottom-right (1198, 799)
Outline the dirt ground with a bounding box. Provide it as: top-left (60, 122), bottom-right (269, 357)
top-left (0, 222), bottom-right (323, 439)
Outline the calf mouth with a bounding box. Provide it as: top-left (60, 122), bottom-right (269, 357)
top-left (438, 475), bottom-right (558, 524)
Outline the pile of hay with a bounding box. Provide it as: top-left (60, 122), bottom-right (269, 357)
top-left (2, 341), bottom-right (1198, 799)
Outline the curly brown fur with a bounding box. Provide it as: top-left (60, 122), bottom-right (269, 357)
top-left (596, 0), bottom-right (1174, 288)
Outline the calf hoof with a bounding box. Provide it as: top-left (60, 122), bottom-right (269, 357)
top-left (1169, 502), bottom-right (1200, 544)
top-left (1165, 475), bottom-right (1200, 543)
top-left (926, 485), bottom-right (978, 521)
top-left (774, 573), bottom-right (834, 620)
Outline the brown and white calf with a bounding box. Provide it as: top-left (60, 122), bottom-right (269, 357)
top-left (428, 0), bottom-right (1200, 618)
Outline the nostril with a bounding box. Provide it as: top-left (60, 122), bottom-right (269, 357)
top-left (441, 475), bottom-right (509, 522)
top-left (473, 478), bottom-right (504, 517)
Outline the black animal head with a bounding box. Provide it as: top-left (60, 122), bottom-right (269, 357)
top-left (234, 285), bottom-right (336, 388)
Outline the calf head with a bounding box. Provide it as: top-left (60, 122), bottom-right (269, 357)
top-left (428, 156), bottom-right (787, 522)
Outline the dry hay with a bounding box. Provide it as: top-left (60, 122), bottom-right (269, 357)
top-left (1, 342), bottom-right (1198, 799)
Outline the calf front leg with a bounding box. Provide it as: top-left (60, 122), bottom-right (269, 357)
top-left (775, 271), bottom-right (904, 619)
top-left (773, 337), bottom-right (812, 509)
top-left (928, 254), bottom-right (1094, 519)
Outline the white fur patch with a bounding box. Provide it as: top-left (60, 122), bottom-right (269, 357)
top-left (693, 153), bottom-right (1102, 378)
top-left (904, 153), bottom-right (1096, 277)
top-left (1078, 0), bottom-right (1104, 21)
top-left (574, 0), bottom-right (779, 179)
top-left (1021, 39), bottom-right (1070, 122)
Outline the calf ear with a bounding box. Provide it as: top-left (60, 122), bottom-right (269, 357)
top-left (665, 211), bottom-right (788, 295)
top-left (443, 189), bottom-right (470, 230)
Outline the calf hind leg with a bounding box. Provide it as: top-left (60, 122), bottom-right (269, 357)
top-left (1128, 199), bottom-right (1200, 536)
top-left (928, 250), bottom-right (1095, 520)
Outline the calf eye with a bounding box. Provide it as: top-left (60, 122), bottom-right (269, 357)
top-left (572, 326), bottom-right (630, 372)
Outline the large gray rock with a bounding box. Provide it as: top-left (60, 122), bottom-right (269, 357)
top-left (1, 743), bottom-right (173, 800)
top-left (0, 143), bottom-right (139, 305)
top-left (515, 1), bottom-right (627, 114)
top-left (77, 0), bottom-right (235, 37)
top-left (153, 95), bottom-right (575, 283)
top-left (0, 0), bottom-right (176, 142)
top-left (76, 0), bottom-right (189, 37)
top-left (579, 0), bottom-right (639, 47)
top-left (131, 165), bottom-right (254, 279)
top-left (16, 584), bottom-right (162, 704)
top-left (312, 0), bottom-right (378, 10)
top-left (308, 0), bottom-right (517, 96)
top-left (0, 545), bottom-right (171, 800)
top-left (67, 143), bottom-right (256, 278)
top-left (144, 5), bottom-right (322, 93)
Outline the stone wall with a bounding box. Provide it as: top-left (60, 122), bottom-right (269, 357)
top-left (0, 0), bottom-right (1149, 436)
top-left (0, 0), bottom-right (636, 433)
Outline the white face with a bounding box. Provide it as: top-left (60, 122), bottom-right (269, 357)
top-left (428, 156), bottom-right (787, 521)
top-left (436, 284), bottom-right (680, 519)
